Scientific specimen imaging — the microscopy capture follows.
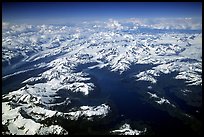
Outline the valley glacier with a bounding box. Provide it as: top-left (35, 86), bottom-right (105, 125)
top-left (2, 19), bottom-right (202, 135)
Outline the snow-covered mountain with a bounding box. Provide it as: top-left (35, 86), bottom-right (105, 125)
top-left (2, 19), bottom-right (202, 135)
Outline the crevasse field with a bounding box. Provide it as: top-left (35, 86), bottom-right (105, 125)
top-left (2, 19), bottom-right (202, 135)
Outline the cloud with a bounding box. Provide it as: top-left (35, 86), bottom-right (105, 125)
top-left (125, 18), bottom-right (202, 30)
top-left (2, 22), bottom-right (10, 30)
top-left (2, 22), bottom-right (39, 35)
top-left (106, 19), bottom-right (124, 30)
top-left (3, 17), bottom-right (202, 33)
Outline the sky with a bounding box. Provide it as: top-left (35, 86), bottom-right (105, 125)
top-left (2, 2), bottom-right (202, 24)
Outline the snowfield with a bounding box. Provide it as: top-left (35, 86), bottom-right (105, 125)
top-left (2, 18), bottom-right (202, 135)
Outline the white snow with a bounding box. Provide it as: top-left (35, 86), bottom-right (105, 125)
top-left (135, 72), bottom-right (157, 84)
top-left (59, 82), bottom-right (95, 95)
top-left (2, 102), bottom-right (68, 135)
top-left (181, 89), bottom-right (192, 93)
top-left (2, 19), bottom-right (202, 135)
top-left (147, 92), bottom-right (176, 107)
top-left (66, 104), bottom-right (110, 121)
top-left (155, 97), bottom-right (171, 105)
top-left (147, 92), bottom-right (158, 98)
top-left (110, 123), bottom-right (147, 135)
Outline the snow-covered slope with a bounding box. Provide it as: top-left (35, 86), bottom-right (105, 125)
top-left (110, 123), bottom-right (147, 135)
top-left (2, 18), bottom-right (202, 135)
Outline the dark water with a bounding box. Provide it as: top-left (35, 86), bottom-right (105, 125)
top-left (2, 60), bottom-right (202, 135)
top-left (2, 66), bottom-right (50, 95)
top-left (75, 63), bottom-right (202, 135)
